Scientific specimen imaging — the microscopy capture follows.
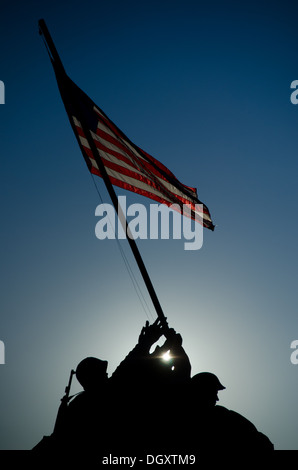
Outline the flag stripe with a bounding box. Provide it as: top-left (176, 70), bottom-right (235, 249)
top-left (94, 107), bottom-right (199, 197)
top-left (90, 165), bottom-right (207, 224)
top-left (84, 133), bottom-right (207, 212)
top-left (88, 153), bottom-right (211, 227)
top-left (76, 115), bottom-right (198, 200)
top-left (76, 122), bottom-right (212, 225)
top-left (76, 125), bottom-right (210, 220)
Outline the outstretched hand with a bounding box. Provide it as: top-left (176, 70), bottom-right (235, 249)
top-left (138, 318), bottom-right (166, 348)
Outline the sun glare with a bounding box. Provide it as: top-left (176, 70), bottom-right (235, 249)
top-left (162, 350), bottom-right (171, 362)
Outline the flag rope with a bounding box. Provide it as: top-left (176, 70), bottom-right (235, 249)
top-left (90, 174), bottom-right (154, 323)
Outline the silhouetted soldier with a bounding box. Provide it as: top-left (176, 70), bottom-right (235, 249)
top-left (110, 319), bottom-right (191, 454)
top-left (62, 357), bottom-right (111, 459)
top-left (33, 356), bottom-right (111, 464)
top-left (185, 372), bottom-right (274, 462)
top-left (191, 372), bottom-right (226, 408)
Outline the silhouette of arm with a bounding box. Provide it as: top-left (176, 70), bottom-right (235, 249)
top-left (111, 319), bottom-right (164, 383)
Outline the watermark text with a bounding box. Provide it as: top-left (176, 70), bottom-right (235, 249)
top-left (290, 340), bottom-right (298, 364)
top-left (102, 454), bottom-right (196, 466)
top-left (0, 81), bottom-right (4, 104)
top-left (95, 196), bottom-right (204, 251)
top-left (0, 340), bottom-right (5, 364)
top-left (290, 80), bottom-right (298, 104)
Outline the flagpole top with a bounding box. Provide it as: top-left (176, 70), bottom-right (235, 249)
top-left (38, 19), bottom-right (66, 74)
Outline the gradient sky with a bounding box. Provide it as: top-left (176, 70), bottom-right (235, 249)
top-left (1, 0), bottom-right (298, 451)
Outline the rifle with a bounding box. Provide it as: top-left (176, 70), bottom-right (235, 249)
top-left (32, 369), bottom-right (76, 450)
top-left (53, 369), bottom-right (76, 436)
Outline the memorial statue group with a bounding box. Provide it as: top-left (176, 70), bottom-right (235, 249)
top-left (33, 320), bottom-right (274, 464)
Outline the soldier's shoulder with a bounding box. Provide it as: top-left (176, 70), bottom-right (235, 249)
top-left (214, 405), bottom-right (257, 429)
top-left (67, 392), bottom-right (86, 409)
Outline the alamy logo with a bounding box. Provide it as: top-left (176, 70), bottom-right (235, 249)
top-left (290, 80), bottom-right (298, 104)
top-left (95, 196), bottom-right (204, 251)
top-left (290, 340), bottom-right (298, 364)
top-left (0, 341), bottom-right (5, 364)
top-left (0, 81), bottom-right (5, 104)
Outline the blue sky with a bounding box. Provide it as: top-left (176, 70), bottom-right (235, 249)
top-left (1, 0), bottom-right (298, 450)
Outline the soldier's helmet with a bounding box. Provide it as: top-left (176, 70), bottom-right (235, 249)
top-left (76, 357), bottom-right (108, 390)
top-left (191, 372), bottom-right (225, 391)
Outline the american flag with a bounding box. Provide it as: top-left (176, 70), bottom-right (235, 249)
top-left (53, 68), bottom-right (214, 231)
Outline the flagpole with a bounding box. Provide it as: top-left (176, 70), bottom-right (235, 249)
top-left (39, 19), bottom-right (65, 73)
top-left (82, 124), bottom-right (169, 331)
top-left (38, 19), bottom-right (169, 332)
